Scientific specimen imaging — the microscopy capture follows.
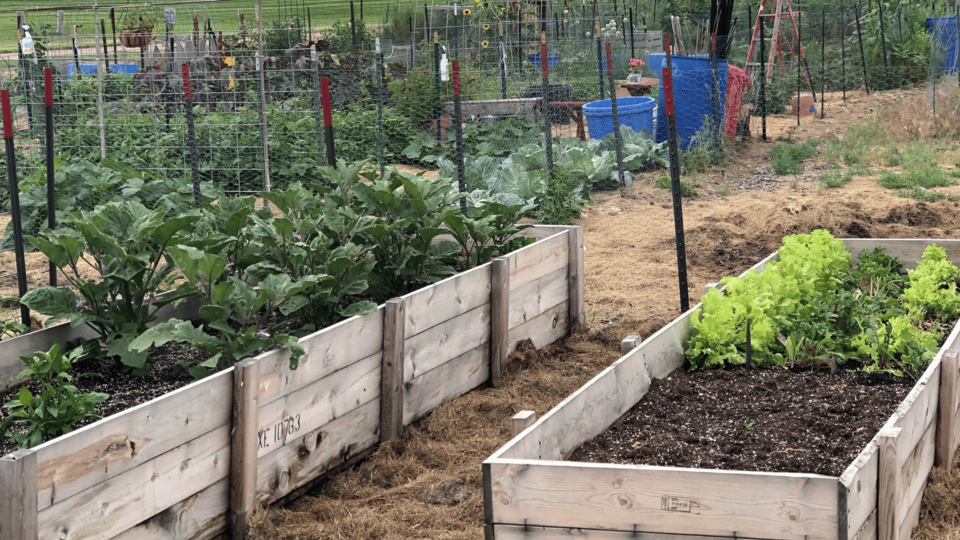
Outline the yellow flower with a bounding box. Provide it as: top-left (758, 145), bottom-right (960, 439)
top-left (481, 39), bottom-right (489, 48)
top-left (224, 56), bottom-right (237, 67)
top-left (499, 7), bottom-right (504, 13)
top-left (463, 8), bottom-right (472, 15)
top-left (483, 24), bottom-right (490, 30)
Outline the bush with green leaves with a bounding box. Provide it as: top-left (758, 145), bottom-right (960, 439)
top-left (0, 342), bottom-right (109, 449)
top-left (21, 202), bottom-right (200, 374)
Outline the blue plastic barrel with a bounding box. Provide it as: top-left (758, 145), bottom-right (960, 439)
top-left (583, 96), bottom-right (656, 140)
top-left (67, 64), bottom-right (99, 78)
top-left (927, 17), bottom-right (960, 74)
top-left (110, 63), bottom-right (140, 75)
top-left (652, 54), bottom-right (728, 149)
top-left (527, 52), bottom-right (559, 68)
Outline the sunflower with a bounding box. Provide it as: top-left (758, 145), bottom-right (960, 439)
top-left (499, 7), bottom-right (504, 13)
top-left (483, 24), bottom-right (490, 30)
top-left (481, 39), bottom-right (490, 48)
top-left (463, 8), bottom-right (472, 15)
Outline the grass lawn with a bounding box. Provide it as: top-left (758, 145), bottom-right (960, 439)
top-left (0, 0), bottom-right (412, 52)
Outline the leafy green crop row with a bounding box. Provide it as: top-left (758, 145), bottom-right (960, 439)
top-left (687, 231), bottom-right (958, 380)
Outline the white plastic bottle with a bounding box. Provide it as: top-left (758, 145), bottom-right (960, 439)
top-left (440, 46), bottom-right (449, 82)
top-left (20, 25), bottom-right (34, 56)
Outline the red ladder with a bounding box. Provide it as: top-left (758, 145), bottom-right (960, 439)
top-left (745, 0), bottom-right (815, 98)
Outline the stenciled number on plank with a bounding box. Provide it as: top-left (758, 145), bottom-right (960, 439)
top-left (258, 414), bottom-right (301, 449)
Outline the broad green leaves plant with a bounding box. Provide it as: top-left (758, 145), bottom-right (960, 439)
top-left (21, 202), bottom-right (200, 373)
top-left (0, 341), bottom-right (109, 449)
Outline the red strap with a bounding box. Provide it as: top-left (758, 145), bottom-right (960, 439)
top-left (453, 60), bottom-right (461, 96)
top-left (605, 42), bottom-right (614, 75)
top-left (711, 32), bottom-right (717, 52)
top-left (181, 64), bottom-right (192, 100)
top-left (320, 77), bottom-right (333, 127)
top-left (1, 90), bottom-right (12, 139)
top-left (541, 41), bottom-right (549, 80)
top-left (44, 68), bottom-right (53, 107)
top-left (664, 31), bottom-right (672, 60)
top-left (662, 67), bottom-right (675, 118)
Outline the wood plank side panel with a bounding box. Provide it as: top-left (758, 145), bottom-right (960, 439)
top-left (897, 480), bottom-right (926, 540)
top-left (508, 232), bottom-right (569, 292)
top-left (255, 307), bottom-right (384, 407)
top-left (508, 267), bottom-right (568, 330)
top-left (898, 420), bottom-right (935, 524)
top-left (852, 510), bottom-right (878, 540)
top-left (34, 368), bottom-right (234, 512)
top-left (401, 263), bottom-right (491, 339)
top-left (488, 460), bottom-right (839, 540)
top-left (255, 400), bottom-right (379, 506)
top-left (891, 360), bottom-right (941, 469)
top-left (507, 302), bottom-right (569, 355)
top-left (403, 344), bottom-right (491, 425)
top-left (0, 449), bottom-right (37, 540)
top-left (404, 303), bottom-right (490, 381)
top-left (107, 478), bottom-right (228, 540)
top-left (38, 426), bottom-right (230, 540)
top-left (493, 525), bottom-right (723, 539)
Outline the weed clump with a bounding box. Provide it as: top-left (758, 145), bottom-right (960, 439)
top-left (771, 138), bottom-right (819, 175)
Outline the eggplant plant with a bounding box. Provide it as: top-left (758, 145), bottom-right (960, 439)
top-left (20, 202), bottom-right (200, 374)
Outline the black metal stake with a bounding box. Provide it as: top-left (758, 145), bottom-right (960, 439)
top-left (410, 17), bottom-right (415, 67)
top-left (662, 37), bottom-right (689, 313)
top-left (855, 2), bottom-right (870, 93)
top-left (542, 33), bottom-right (554, 179)
top-left (44, 69), bottom-right (56, 287)
top-left (434, 36), bottom-right (442, 143)
top-left (841, 0), bottom-right (847, 101)
top-left (321, 77), bottom-right (336, 166)
top-left (2, 90), bottom-right (30, 325)
top-left (452, 60), bottom-right (467, 214)
top-left (711, 32), bottom-right (721, 142)
top-left (821, 10), bottom-right (826, 119)
top-left (376, 48), bottom-right (386, 177)
top-left (605, 42), bottom-right (626, 197)
top-left (759, 17), bottom-right (766, 141)
top-left (182, 65), bottom-right (201, 209)
top-left (109, 8), bottom-right (119, 67)
top-left (499, 25), bottom-right (508, 99)
top-left (311, 49), bottom-right (323, 165)
top-left (797, 13), bottom-right (801, 126)
top-left (629, 8), bottom-right (635, 58)
top-left (879, 0), bottom-right (889, 86)
top-left (350, 1), bottom-right (357, 49)
top-left (597, 30), bottom-right (605, 98)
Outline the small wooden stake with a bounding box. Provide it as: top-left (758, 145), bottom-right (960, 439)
top-left (511, 411), bottom-right (536, 438)
top-left (568, 226), bottom-right (585, 329)
top-left (937, 351), bottom-right (960, 467)
top-left (230, 359), bottom-right (260, 540)
top-left (491, 257), bottom-right (510, 385)
top-left (620, 335), bottom-right (642, 355)
top-left (0, 448), bottom-right (38, 540)
top-left (878, 426), bottom-right (902, 540)
top-left (381, 298), bottom-right (405, 442)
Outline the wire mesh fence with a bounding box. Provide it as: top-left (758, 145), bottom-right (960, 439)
top-left (0, 0), bottom-right (958, 329)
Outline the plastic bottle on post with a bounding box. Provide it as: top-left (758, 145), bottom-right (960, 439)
top-left (440, 46), bottom-right (449, 81)
top-left (20, 25), bottom-right (34, 56)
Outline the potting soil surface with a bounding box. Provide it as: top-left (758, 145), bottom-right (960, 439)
top-left (569, 367), bottom-right (913, 477)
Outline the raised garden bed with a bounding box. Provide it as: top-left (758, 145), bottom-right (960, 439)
top-left (0, 224), bottom-right (583, 540)
top-left (483, 238), bottom-right (960, 540)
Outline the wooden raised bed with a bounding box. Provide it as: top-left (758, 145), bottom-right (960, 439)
top-left (0, 224), bottom-right (584, 540)
top-left (483, 239), bottom-right (960, 540)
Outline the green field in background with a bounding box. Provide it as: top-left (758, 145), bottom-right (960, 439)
top-left (0, 0), bottom-right (411, 51)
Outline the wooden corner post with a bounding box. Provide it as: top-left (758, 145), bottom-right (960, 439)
top-left (381, 298), bottom-right (405, 442)
top-left (937, 351), bottom-right (960, 467)
top-left (568, 226), bottom-right (585, 330)
top-left (490, 257), bottom-right (510, 386)
top-left (510, 411), bottom-right (536, 438)
top-left (230, 359), bottom-right (260, 540)
top-left (878, 426), bottom-right (902, 540)
top-left (0, 448), bottom-right (38, 540)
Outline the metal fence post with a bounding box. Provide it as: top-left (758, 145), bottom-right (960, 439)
top-left (759, 17), bottom-right (767, 141)
top-left (44, 68), bottom-right (56, 287)
top-left (311, 48), bottom-right (324, 166)
top-left (604, 42), bottom-right (625, 197)
top-left (661, 34), bottom-right (689, 314)
top-left (541, 32), bottom-right (554, 180)
top-left (1, 90), bottom-right (30, 326)
top-left (855, 1), bottom-right (870, 94)
top-left (182, 65), bottom-right (201, 209)
top-left (376, 39), bottom-right (386, 177)
top-left (452, 60), bottom-right (467, 214)
top-left (596, 22), bottom-right (605, 98)
top-left (321, 77), bottom-right (336, 166)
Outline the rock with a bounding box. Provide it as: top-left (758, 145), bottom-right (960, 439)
top-left (416, 475), bottom-right (470, 505)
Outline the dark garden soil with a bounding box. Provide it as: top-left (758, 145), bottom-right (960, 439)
top-left (569, 367), bottom-right (913, 477)
top-left (0, 340), bottom-right (203, 456)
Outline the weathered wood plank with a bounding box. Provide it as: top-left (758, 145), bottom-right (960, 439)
top-left (254, 306), bottom-right (383, 406)
top-left (381, 299), bottom-right (405, 443)
top-left (255, 399), bottom-right (379, 506)
top-left (0, 449), bottom-right (37, 540)
top-left (517, 225), bottom-right (574, 242)
top-left (508, 267), bottom-right (568, 330)
top-left (852, 509), bottom-right (878, 540)
top-left (507, 301), bottom-right (569, 354)
top-left (940, 352), bottom-right (960, 467)
top-left (878, 427), bottom-right (902, 540)
top-left (34, 368), bottom-right (233, 511)
top-left (493, 305), bottom-right (690, 461)
top-left (510, 411), bottom-right (536, 438)
top-left (491, 257), bottom-right (510, 383)
top-left (842, 239), bottom-right (960, 269)
top-left (0, 298), bottom-right (202, 390)
top-left (230, 359), bottom-right (259, 540)
top-left (403, 344), bottom-right (490, 425)
top-left (891, 359), bottom-right (940, 469)
top-left (508, 232), bottom-right (568, 291)
top-left (898, 420), bottom-right (934, 525)
top-left (897, 479), bottom-right (925, 540)
top-left (840, 441), bottom-right (879, 540)
top-left (257, 352), bottom-right (380, 459)
top-left (493, 525), bottom-right (723, 539)
top-left (108, 478), bottom-right (228, 540)
top-left (38, 425), bottom-right (230, 540)
top-left (403, 303), bottom-right (490, 381)
top-left (567, 226), bottom-right (585, 329)
top-left (487, 459), bottom-right (839, 539)
top-left (402, 263), bottom-right (491, 339)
